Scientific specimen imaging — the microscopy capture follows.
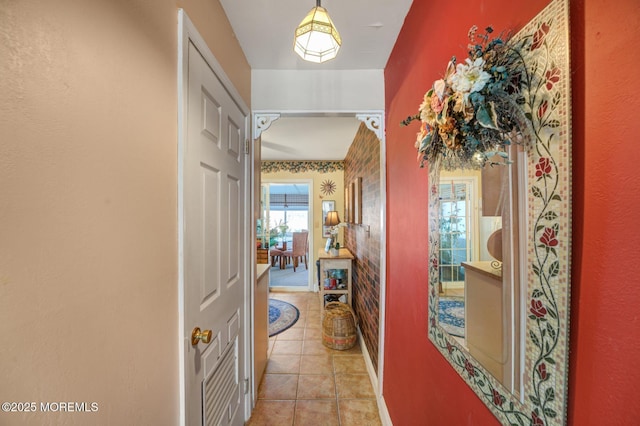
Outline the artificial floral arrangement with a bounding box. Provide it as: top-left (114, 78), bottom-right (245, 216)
top-left (326, 222), bottom-right (346, 252)
top-left (402, 25), bottom-right (534, 170)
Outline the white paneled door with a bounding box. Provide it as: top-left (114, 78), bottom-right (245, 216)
top-left (183, 39), bottom-right (248, 425)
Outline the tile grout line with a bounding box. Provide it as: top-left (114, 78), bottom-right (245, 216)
top-left (257, 292), bottom-right (380, 425)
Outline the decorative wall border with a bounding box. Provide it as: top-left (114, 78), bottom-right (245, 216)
top-left (261, 160), bottom-right (344, 174)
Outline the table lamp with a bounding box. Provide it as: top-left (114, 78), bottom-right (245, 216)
top-left (324, 211), bottom-right (341, 254)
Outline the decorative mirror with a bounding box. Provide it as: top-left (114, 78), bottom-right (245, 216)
top-left (322, 200), bottom-right (336, 237)
top-left (403, 0), bottom-right (572, 424)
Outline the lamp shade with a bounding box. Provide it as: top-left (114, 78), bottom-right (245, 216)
top-left (324, 211), bottom-right (341, 227)
top-left (293, 2), bottom-right (341, 63)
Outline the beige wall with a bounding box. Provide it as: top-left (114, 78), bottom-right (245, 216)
top-left (262, 169), bottom-right (345, 270)
top-left (0, 1), bottom-right (250, 424)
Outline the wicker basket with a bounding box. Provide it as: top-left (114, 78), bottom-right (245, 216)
top-left (322, 302), bottom-right (357, 350)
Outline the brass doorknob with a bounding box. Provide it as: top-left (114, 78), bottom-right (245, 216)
top-left (191, 327), bottom-right (212, 345)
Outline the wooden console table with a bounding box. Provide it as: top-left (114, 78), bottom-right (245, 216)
top-left (317, 248), bottom-right (354, 313)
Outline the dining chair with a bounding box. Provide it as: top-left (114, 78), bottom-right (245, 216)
top-left (282, 231), bottom-right (309, 272)
top-left (269, 247), bottom-right (283, 268)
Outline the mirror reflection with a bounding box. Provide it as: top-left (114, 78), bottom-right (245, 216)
top-left (437, 146), bottom-right (527, 394)
top-left (417, 1), bottom-right (571, 422)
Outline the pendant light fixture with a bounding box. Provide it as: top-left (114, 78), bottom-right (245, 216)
top-left (293, 0), bottom-right (341, 63)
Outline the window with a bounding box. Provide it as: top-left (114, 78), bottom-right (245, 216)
top-left (261, 183), bottom-right (310, 246)
top-left (439, 180), bottom-right (475, 284)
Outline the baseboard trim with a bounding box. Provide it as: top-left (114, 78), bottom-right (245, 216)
top-left (357, 327), bottom-right (392, 425)
top-left (268, 286), bottom-right (309, 293)
top-left (440, 281), bottom-right (465, 291)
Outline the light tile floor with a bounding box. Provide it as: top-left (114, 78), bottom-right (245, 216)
top-left (248, 291), bottom-right (382, 426)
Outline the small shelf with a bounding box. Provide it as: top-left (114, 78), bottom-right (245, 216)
top-left (318, 248), bottom-right (354, 314)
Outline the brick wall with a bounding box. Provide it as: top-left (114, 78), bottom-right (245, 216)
top-left (344, 122), bottom-right (381, 372)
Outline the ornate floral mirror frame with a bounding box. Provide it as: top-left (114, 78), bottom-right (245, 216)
top-left (425, 0), bottom-right (572, 424)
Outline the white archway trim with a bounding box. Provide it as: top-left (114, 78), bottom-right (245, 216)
top-left (356, 113), bottom-right (384, 141)
top-left (254, 113), bottom-right (281, 139)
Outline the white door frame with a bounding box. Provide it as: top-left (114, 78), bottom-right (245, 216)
top-left (178, 10), bottom-right (253, 424)
top-left (253, 111), bottom-right (388, 416)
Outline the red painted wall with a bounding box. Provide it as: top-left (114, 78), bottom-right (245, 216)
top-left (383, 0), bottom-right (640, 424)
top-left (568, 0), bottom-right (640, 422)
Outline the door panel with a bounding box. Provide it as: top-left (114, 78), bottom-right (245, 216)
top-left (227, 117), bottom-right (242, 160)
top-left (203, 166), bottom-right (221, 303)
top-left (226, 175), bottom-right (240, 285)
top-left (185, 40), bottom-right (246, 426)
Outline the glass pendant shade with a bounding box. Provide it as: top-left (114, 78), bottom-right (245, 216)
top-left (293, 3), bottom-right (341, 63)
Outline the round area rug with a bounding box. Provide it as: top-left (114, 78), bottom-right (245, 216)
top-left (268, 299), bottom-right (300, 337)
top-left (438, 297), bottom-right (465, 338)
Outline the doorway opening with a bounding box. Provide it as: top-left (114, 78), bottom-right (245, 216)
top-left (260, 181), bottom-right (313, 291)
top-left (253, 110), bottom-right (388, 400)
top-left (438, 179), bottom-right (476, 291)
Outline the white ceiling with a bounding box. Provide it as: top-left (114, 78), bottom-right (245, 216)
top-left (219, 0), bottom-right (413, 160)
top-left (261, 116), bottom-right (362, 161)
top-left (219, 0), bottom-right (413, 71)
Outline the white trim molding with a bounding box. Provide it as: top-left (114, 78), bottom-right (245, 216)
top-left (356, 113), bottom-right (384, 141)
top-left (253, 113), bottom-right (281, 139)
